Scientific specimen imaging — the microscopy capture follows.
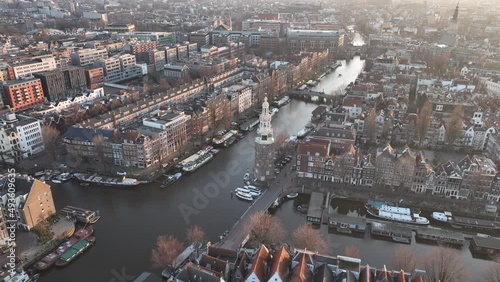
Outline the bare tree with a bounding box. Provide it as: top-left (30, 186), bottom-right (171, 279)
top-left (41, 126), bottom-right (61, 161)
top-left (151, 235), bottom-right (184, 269)
top-left (273, 131), bottom-right (289, 159)
top-left (445, 105), bottom-right (464, 145)
top-left (344, 244), bottom-right (360, 258)
top-left (247, 211), bottom-right (285, 247)
top-left (364, 107), bottom-right (377, 144)
top-left (392, 245), bottom-right (416, 274)
top-left (483, 261), bottom-right (500, 282)
top-left (416, 101), bottom-right (432, 145)
top-left (186, 225), bottom-right (205, 245)
top-left (108, 99), bottom-right (122, 110)
top-left (423, 246), bottom-right (466, 282)
top-left (292, 223), bottom-right (327, 252)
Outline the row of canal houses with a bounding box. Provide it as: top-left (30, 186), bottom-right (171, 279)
top-left (167, 245), bottom-right (426, 282)
top-left (296, 137), bottom-right (500, 202)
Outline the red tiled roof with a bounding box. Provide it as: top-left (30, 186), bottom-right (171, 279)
top-left (359, 265), bottom-right (375, 282)
top-left (411, 275), bottom-right (424, 282)
top-left (395, 271), bottom-right (406, 282)
top-left (297, 139), bottom-right (330, 157)
top-left (246, 245), bottom-right (270, 282)
top-left (269, 246), bottom-right (291, 282)
top-left (290, 252), bottom-right (311, 282)
top-left (343, 96), bottom-right (364, 107)
top-left (123, 131), bottom-right (140, 141)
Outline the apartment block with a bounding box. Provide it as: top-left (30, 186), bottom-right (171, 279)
top-left (3, 78), bottom-right (45, 111)
top-left (71, 48), bottom-right (109, 67)
top-left (85, 67), bottom-right (105, 89)
top-left (33, 66), bottom-right (86, 101)
top-left (123, 41), bottom-right (158, 62)
top-left (8, 55), bottom-right (57, 80)
top-left (0, 177), bottom-right (56, 230)
top-left (287, 29), bottom-right (344, 53)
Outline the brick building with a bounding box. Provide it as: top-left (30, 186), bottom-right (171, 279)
top-left (33, 66), bottom-right (86, 101)
top-left (2, 78), bottom-right (45, 111)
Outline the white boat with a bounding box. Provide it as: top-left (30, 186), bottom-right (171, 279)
top-left (431, 211), bottom-right (500, 230)
top-left (162, 172), bottom-right (182, 188)
top-left (431, 212), bottom-right (449, 222)
top-left (365, 201), bottom-right (428, 225)
top-left (392, 235), bottom-right (411, 244)
top-left (243, 172), bottom-right (250, 181)
top-left (287, 193), bottom-right (299, 199)
top-left (270, 108), bottom-right (279, 116)
top-left (73, 173), bottom-right (144, 186)
top-left (235, 191), bottom-right (253, 201)
top-left (212, 130), bottom-right (238, 147)
top-left (52, 179), bottom-right (62, 184)
top-left (236, 188), bottom-right (261, 197)
top-left (4, 271), bottom-right (39, 282)
top-left (274, 96), bottom-right (290, 107)
top-left (181, 146), bottom-right (214, 173)
top-left (59, 172), bottom-right (72, 182)
top-left (297, 124), bottom-right (314, 138)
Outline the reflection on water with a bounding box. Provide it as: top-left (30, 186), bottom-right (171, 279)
top-left (312, 56), bottom-right (365, 95)
top-left (272, 195), bottom-right (497, 282)
top-left (352, 33), bottom-right (366, 46)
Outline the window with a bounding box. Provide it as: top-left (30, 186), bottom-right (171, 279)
top-left (436, 105), bottom-right (443, 111)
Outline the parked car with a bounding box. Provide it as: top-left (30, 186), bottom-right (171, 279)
top-left (274, 169), bottom-right (280, 174)
top-left (117, 171), bottom-right (127, 176)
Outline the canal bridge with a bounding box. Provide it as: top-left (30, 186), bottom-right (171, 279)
top-left (288, 90), bottom-right (340, 104)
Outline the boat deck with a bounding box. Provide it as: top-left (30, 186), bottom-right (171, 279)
top-left (415, 227), bottom-right (465, 244)
top-left (329, 214), bottom-right (367, 233)
top-left (370, 222), bottom-right (412, 238)
top-left (453, 215), bottom-right (497, 228)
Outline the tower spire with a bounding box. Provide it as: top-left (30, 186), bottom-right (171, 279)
top-left (452, 3), bottom-right (459, 23)
top-left (254, 96), bottom-right (275, 182)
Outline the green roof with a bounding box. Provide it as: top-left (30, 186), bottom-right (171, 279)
top-left (60, 240), bottom-right (89, 261)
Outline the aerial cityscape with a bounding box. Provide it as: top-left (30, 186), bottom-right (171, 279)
top-left (0, 0), bottom-right (499, 281)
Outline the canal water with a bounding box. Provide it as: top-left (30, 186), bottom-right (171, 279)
top-left (312, 56), bottom-right (365, 95)
top-left (42, 101), bottom-right (319, 282)
top-left (272, 196), bottom-right (497, 282)
top-left (39, 52), bottom-right (494, 282)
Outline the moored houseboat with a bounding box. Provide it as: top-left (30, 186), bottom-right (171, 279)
top-left (431, 211), bottom-right (500, 231)
top-left (365, 201), bottom-right (428, 225)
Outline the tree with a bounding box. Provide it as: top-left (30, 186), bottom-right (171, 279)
top-left (445, 105), bottom-right (464, 145)
top-left (416, 101), bottom-right (433, 144)
top-left (186, 225), bottom-right (205, 245)
top-left (151, 235), bottom-right (184, 269)
top-left (42, 126), bottom-right (61, 161)
top-left (392, 245), bottom-right (416, 274)
top-left (247, 211), bottom-right (285, 247)
top-left (159, 78), bottom-right (171, 90)
top-left (292, 223), bottom-right (327, 252)
top-left (483, 261), bottom-right (500, 282)
top-left (108, 99), bottom-right (123, 110)
top-left (364, 107), bottom-right (377, 144)
top-left (273, 131), bottom-right (289, 159)
top-left (344, 244), bottom-right (360, 258)
top-left (423, 246), bottom-right (466, 282)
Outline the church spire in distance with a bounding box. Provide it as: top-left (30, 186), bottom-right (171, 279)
top-left (452, 3), bottom-right (459, 23)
